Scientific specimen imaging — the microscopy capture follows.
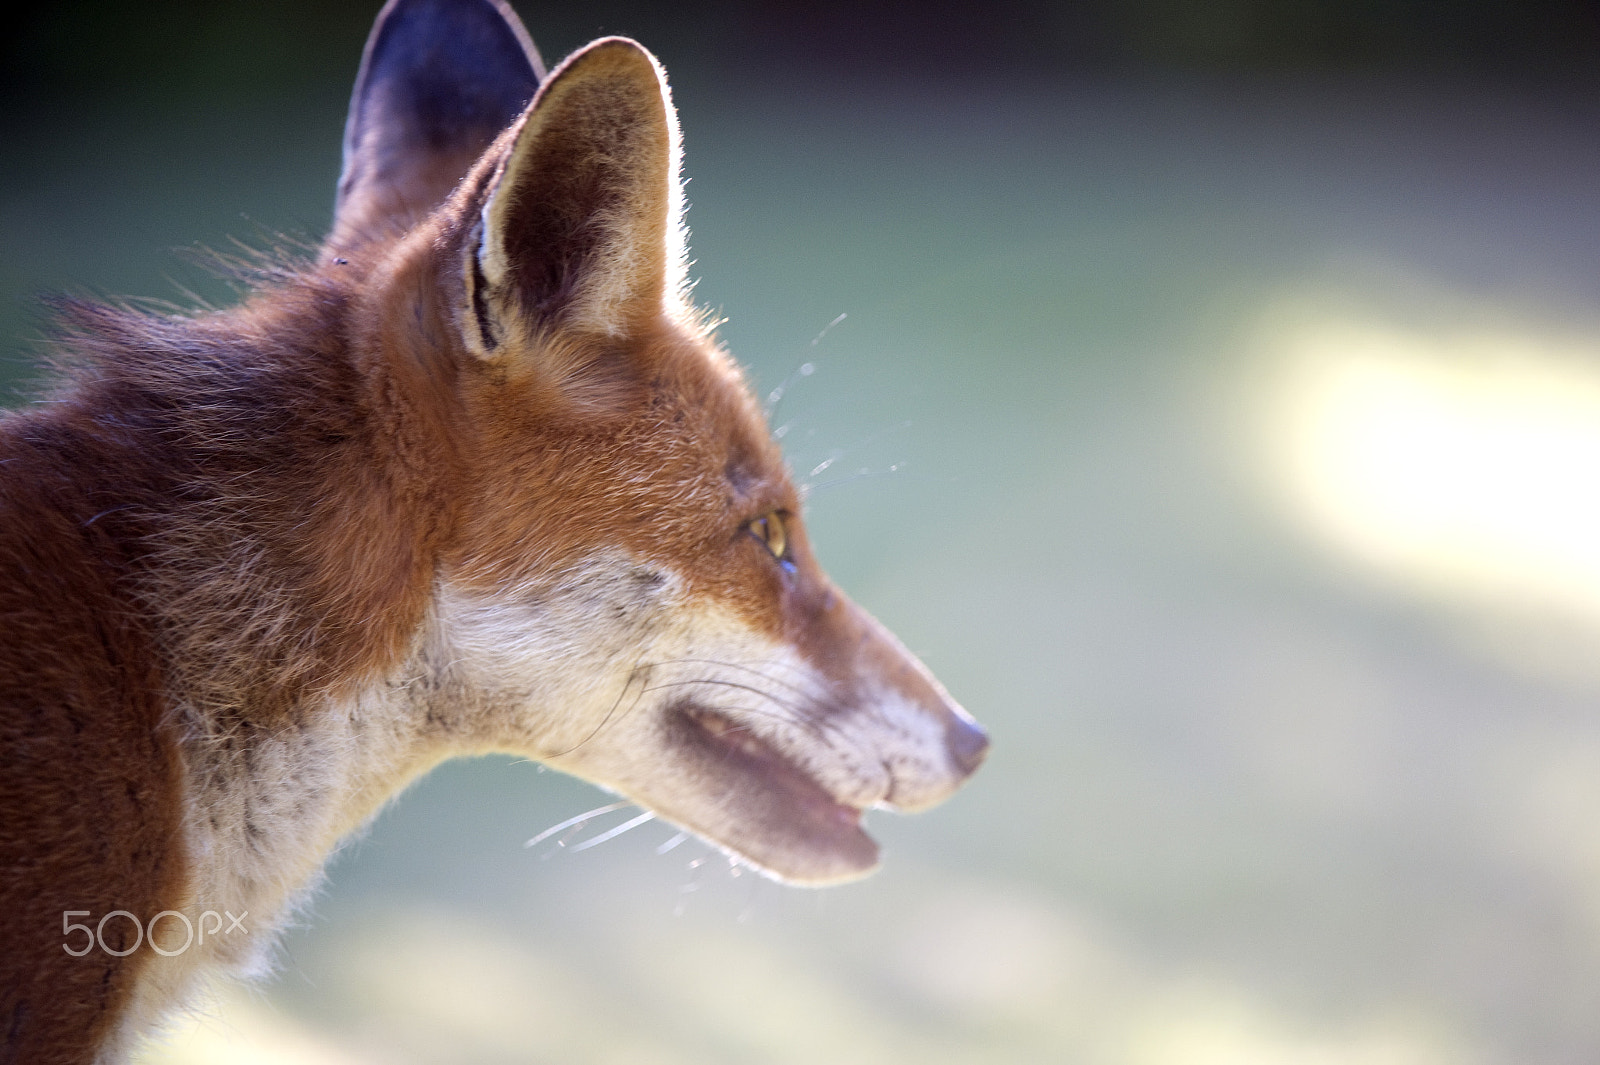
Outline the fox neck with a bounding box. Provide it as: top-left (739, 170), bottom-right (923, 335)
top-left (117, 646), bottom-right (450, 1057)
top-left (47, 259), bottom-right (492, 1050)
top-left (57, 245), bottom-right (456, 723)
top-left (153, 563), bottom-right (673, 1002)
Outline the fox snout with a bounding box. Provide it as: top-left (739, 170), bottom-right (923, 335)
top-left (0, 3), bottom-right (989, 1058)
top-left (816, 591), bottom-right (990, 813)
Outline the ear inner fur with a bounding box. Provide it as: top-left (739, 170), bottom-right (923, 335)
top-left (475, 37), bottom-right (688, 344)
top-left (0, 12), bottom-right (988, 1061)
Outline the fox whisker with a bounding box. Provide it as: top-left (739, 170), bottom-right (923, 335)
top-left (0, 4), bottom-right (984, 1055)
top-left (638, 678), bottom-right (843, 747)
top-left (569, 810), bottom-right (656, 852)
top-left (544, 659), bottom-right (651, 759)
top-left (524, 800), bottom-right (634, 849)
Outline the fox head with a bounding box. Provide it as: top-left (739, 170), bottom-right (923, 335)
top-left (329, 0), bottom-right (987, 885)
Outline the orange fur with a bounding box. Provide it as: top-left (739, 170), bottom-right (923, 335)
top-left (0, 4), bottom-right (986, 1062)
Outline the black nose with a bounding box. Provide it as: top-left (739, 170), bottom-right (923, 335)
top-left (946, 713), bottom-right (990, 776)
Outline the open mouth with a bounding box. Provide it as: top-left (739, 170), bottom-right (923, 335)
top-left (671, 702), bottom-right (879, 884)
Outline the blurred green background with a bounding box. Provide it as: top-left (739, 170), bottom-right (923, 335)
top-left (7, 2), bottom-right (1600, 1063)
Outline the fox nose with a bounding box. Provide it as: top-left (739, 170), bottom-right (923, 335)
top-left (945, 712), bottom-right (990, 777)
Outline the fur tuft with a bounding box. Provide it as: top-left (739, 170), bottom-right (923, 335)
top-left (0, 9), bottom-right (984, 1062)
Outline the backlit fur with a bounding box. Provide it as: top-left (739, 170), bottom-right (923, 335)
top-left (0, 4), bottom-right (987, 1062)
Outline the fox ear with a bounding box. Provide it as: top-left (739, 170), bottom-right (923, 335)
top-left (331, 0), bottom-right (544, 251)
top-left (465, 37), bottom-right (685, 351)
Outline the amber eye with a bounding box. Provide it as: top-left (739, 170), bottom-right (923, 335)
top-left (747, 511), bottom-right (789, 561)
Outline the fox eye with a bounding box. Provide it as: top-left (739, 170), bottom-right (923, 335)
top-left (747, 511), bottom-right (789, 562)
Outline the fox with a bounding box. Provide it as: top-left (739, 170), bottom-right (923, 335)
top-left (0, 0), bottom-right (988, 1061)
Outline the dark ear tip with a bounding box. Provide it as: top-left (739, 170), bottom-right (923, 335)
top-left (358, 0), bottom-right (544, 98)
top-left (337, 0), bottom-right (545, 229)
